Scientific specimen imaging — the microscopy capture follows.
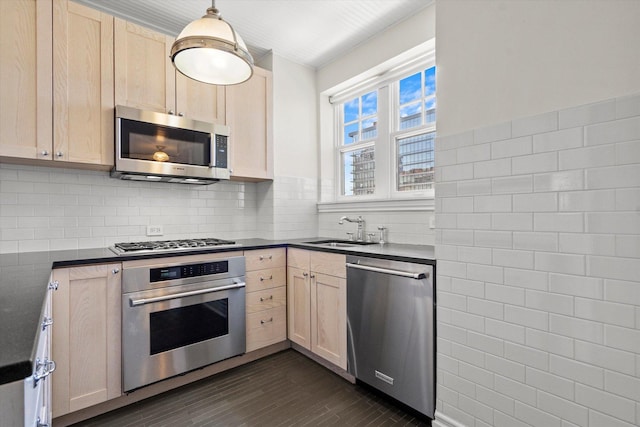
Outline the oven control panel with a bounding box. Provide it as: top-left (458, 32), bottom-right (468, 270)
top-left (150, 261), bottom-right (229, 282)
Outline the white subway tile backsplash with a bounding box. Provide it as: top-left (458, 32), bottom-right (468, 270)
top-left (457, 143), bottom-right (491, 164)
top-left (615, 235), bottom-right (640, 257)
top-left (467, 263), bottom-right (504, 284)
top-left (451, 310), bottom-right (486, 333)
top-left (505, 306), bottom-right (549, 330)
top-left (515, 401), bottom-right (562, 427)
top-left (493, 248), bottom-right (534, 269)
top-left (588, 255), bottom-right (640, 282)
top-left (451, 342), bottom-right (486, 368)
top-left (457, 213), bottom-right (492, 230)
top-left (492, 175), bottom-right (533, 194)
top-left (533, 127), bottom-right (584, 154)
top-left (468, 297), bottom-right (503, 320)
top-left (615, 187), bottom-right (640, 210)
top-left (474, 230), bottom-right (512, 248)
top-left (588, 409), bottom-right (638, 427)
top-left (495, 374), bottom-right (537, 407)
top-left (584, 115), bottom-right (640, 146)
top-left (549, 355), bottom-right (604, 389)
top-left (442, 371), bottom-right (477, 398)
top-left (534, 170), bottom-right (585, 192)
top-left (558, 233), bottom-right (616, 256)
top-left (587, 163), bottom-right (640, 190)
top-left (513, 112), bottom-right (559, 138)
top-left (441, 229), bottom-right (474, 246)
top-left (458, 246), bottom-right (492, 264)
top-left (458, 394), bottom-right (494, 425)
top-left (474, 158), bottom-right (512, 178)
top-left (485, 354), bottom-right (525, 382)
top-left (525, 366), bottom-right (574, 400)
top-left (457, 178), bottom-right (492, 196)
top-left (537, 391), bottom-right (589, 427)
top-left (451, 278), bottom-right (485, 298)
top-left (512, 152), bottom-right (558, 175)
top-left (486, 318), bottom-right (526, 344)
top-left (491, 136), bottom-right (533, 159)
top-left (441, 163), bottom-right (475, 182)
top-left (436, 130), bottom-right (475, 151)
top-left (549, 313), bottom-right (603, 344)
top-left (605, 371), bottom-right (640, 402)
top-left (438, 323), bottom-right (468, 345)
top-left (459, 361), bottom-right (494, 389)
top-left (436, 148), bottom-right (458, 167)
top-left (560, 99), bottom-right (616, 129)
top-left (534, 212), bottom-right (584, 232)
top-left (574, 297), bottom-right (635, 328)
top-left (474, 121), bottom-right (512, 144)
top-left (535, 252), bottom-right (585, 275)
top-left (575, 383), bottom-right (636, 424)
top-left (474, 195), bottom-right (512, 212)
top-left (477, 384), bottom-right (516, 416)
top-left (513, 231), bottom-right (558, 251)
top-left (525, 328), bottom-right (574, 358)
top-left (587, 211), bottom-right (640, 234)
top-left (439, 291), bottom-right (468, 311)
top-left (559, 145), bottom-right (617, 170)
top-left (504, 267), bottom-right (548, 291)
top-left (559, 189), bottom-right (616, 212)
top-left (604, 325), bottom-right (640, 353)
top-left (615, 93), bottom-right (640, 119)
top-left (526, 290), bottom-right (573, 316)
top-left (441, 196), bottom-right (474, 213)
top-left (513, 192), bottom-right (558, 212)
top-left (549, 273), bottom-right (603, 299)
top-left (605, 279), bottom-right (640, 306)
top-left (492, 213), bottom-right (533, 231)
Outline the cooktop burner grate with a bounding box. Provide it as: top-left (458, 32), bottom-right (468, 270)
top-left (111, 238), bottom-right (238, 255)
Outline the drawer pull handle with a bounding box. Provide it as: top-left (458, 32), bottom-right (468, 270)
top-left (41, 317), bottom-right (53, 331)
top-left (259, 275), bottom-right (273, 282)
top-left (260, 317), bottom-right (273, 324)
top-left (260, 295), bottom-right (273, 302)
top-left (33, 358), bottom-right (56, 387)
top-left (259, 255), bottom-right (273, 261)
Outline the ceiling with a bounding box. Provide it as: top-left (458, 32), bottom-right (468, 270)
top-left (72, 0), bottom-right (432, 69)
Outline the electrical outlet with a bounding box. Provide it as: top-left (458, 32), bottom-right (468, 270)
top-left (428, 216), bottom-right (436, 229)
top-left (146, 225), bottom-right (163, 236)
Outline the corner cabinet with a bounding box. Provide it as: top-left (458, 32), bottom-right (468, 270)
top-left (226, 67), bottom-right (273, 181)
top-left (53, 0), bottom-right (114, 166)
top-left (0, 0), bottom-right (52, 160)
top-left (244, 248), bottom-right (287, 352)
top-left (287, 248), bottom-right (347, 370)
top-left (51, 263), bottom-right (122, 418)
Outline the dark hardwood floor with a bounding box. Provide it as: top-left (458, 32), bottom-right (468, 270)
top-left (72, 350), bottom-right (431, 426)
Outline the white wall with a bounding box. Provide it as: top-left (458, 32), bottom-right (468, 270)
top-left (436, 0), bottom-right (640, 137)
top-left (434, 1), bottom-right (640, 426)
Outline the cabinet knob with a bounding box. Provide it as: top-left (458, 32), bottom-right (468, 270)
top-left (55, 151), bottom-right (63, 157)
top-left (168, 110), bottom-right (175, 115)
top-left (41, 150), bottom-right (49, 156)
top-left (303, 272), bottom-right (308, 277)
top-left (178, 112), bottom-right (184, 117)
top-left (310, 274), bottom-right (315, 279)
top-left (112, 268), bottom-right (120, 274)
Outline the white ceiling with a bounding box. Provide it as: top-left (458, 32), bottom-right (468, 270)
top-left (72, 0), bottom-right (432, 69)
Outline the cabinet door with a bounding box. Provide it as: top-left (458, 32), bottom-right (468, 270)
top-left (226, 66), bottom-right (273, 181)
top-left (287, 266), bottom-right (311, 349)
top-left (114, 18), bottom-right (175, 113)
top-left (0, 0), bottom-right (52, 160)
top-left (175, 71), bottom-right (226, 124)
top-left (311, 273), bottom-right (347, 370)
top-left (51, 264), bottom-right (122, 417)
top-left (53, 0), bottom-right (113, 165)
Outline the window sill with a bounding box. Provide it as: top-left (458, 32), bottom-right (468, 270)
top-left (317, 198), bottom-right (434, 213)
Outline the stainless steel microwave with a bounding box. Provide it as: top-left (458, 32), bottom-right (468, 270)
top-left (111, 105), bottom-right (230, 184)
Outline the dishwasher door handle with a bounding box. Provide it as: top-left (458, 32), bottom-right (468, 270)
top-left (346, 263), bottom-right (428, 280)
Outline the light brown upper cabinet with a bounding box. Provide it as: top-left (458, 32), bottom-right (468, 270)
top-left (226, 66), bottom-right (273, 181)
top-left (0, 0), bottom-right (52, 160)
top-left (53, 0), bottom-right (114, 166)
top-left (114, 18), bottom-right (225, 125)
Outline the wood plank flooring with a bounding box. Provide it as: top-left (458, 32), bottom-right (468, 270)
top-left (72, 350), bottom-right (431, 426)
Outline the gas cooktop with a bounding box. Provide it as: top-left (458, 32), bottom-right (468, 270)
top-left (110, 238), bottom-right (239, 255)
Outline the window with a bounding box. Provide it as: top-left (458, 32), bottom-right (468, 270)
top-left (336, 64), bottom-right (436, 201)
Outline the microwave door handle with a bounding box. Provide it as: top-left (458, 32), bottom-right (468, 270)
top-left (209, 136), bottom-right (215, 168)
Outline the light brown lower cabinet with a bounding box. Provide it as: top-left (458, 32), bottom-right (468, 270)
top-left (287, 248), bottom-right (347, 370)
top-left (51, 263), bottom-right (122, 418)
top-left (244, 248), bottom-right (287, 352)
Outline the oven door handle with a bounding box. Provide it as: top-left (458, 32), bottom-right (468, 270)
top-left (129, 282), bottom-right (245, 307)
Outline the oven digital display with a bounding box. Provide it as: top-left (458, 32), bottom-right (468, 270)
top-left (150, 261), bottom-right (229, 282)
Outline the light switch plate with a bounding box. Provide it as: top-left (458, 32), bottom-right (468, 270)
top-left (147, 225), bottom-right (163, 236)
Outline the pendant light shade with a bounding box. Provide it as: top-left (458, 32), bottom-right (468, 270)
top-left (171, 1), bottom-right (254, 85)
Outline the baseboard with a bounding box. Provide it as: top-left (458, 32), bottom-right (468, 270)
top-left (432, 410), bottom-right (468, 427)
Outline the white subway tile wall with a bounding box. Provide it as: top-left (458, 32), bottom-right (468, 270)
top-left (435, 93), bottom-right (640, 427)
top-left (0, 166), bottom-right (319, 253)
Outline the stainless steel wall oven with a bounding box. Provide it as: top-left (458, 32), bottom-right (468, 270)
top-left (122, 256), bottom-right (246, 392)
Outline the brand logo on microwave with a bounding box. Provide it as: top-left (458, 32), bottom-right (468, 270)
top-left (173, 167), bottom-right (186, 171)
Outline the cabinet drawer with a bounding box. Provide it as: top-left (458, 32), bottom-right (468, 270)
top-left (246, 306), bottom-right (286, 352)
top-left (310, 252), bottom-right (346, 278)
top-left (246, 267), bottom-right (286, 292)
top-left (246, 286), bottom-right (286, 314)
top-left (245, 248), bottom-right (286, 271)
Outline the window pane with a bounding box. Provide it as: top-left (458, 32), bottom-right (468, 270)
top-left (344, 98), bottom-right (359, 123)
top-left (425, 97), bottom-right (436, 124)
top-left (400, 104), bottom-right (422, 130)
top-left (424, 66), bottom-right (436, 97)
top-left (343, 147), bottom-right (375, 196)
top-left (343, 123), bottom-right (359, 145)
top-left (362, 118), bottom-right (378, 140)
top-left (399, 72), bottom-right (421, 104)
top-left (397, 132), bottom-right (435, 192)
top-left (361, 91), bottom-right (378, 116)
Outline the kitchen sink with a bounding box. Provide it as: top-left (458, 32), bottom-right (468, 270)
top-left (303, 239), bottom-right (378, 247)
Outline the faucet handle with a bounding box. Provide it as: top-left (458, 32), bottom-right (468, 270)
top-left (377, 226), bottom-right (386, 244)
top-left (346, 232), bottom-right (354, 241)
top-left (367, 233), bottom-right (375, 243)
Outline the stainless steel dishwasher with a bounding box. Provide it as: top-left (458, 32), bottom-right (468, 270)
top-left (346, 255), bottom-right (435, 419)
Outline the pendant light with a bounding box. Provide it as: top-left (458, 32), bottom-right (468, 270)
top-left (170, 0), bottom-right (254, 85)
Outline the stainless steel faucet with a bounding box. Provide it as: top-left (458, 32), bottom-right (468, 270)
top-left (338, 216), bottom-right (365, 241)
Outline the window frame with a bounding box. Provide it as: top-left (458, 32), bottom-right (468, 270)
top-left (332, 58), bottom-right (436, 204)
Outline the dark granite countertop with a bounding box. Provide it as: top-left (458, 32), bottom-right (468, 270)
top-left (0, 238), bottom-right (434, 385)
